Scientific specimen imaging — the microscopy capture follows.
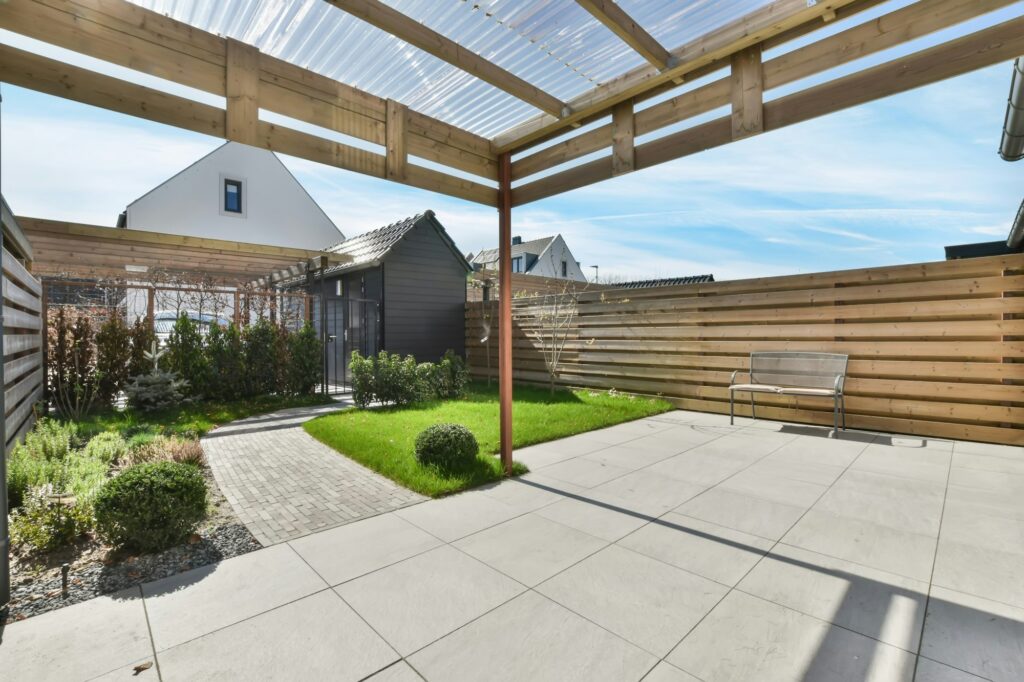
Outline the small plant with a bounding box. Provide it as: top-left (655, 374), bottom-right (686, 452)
top-left (95, 311), bottom-right (132, 407)
top-left (10, 486), bottom-right (91, 552)
top-left (93, 461), bottom-right (207, 552)
top-left (285, 323), bottom-right (322, 395)
top-left (165, 313), bottom-right (208, 397)
top-left (21, 418), bottom-right (78, 460)
top-left (433, 350), bottom-right (469, 399)
top-left (124, 436), bottom-right (205, 468)
top-left (350, 350), bottom-right (376, 408)
top-left (414, 423), bottom-right (479, 470)
top-left (7, 447), bottom-right (60, 510)
top-left (83, 431), bottom-right (130, 465)
top-left (128, 317), bottom-right (157, 379)
top-left (125, 340), bottom-right (189, 412)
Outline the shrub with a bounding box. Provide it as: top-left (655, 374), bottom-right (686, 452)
top-left (63, 452), bottom-right (109, 508)
top-left (350, 350), bottom-right (375, 408)
top-left (95, 311), bottom-right (132, 407)
top-left (125, 368), bottom-right (189, 412)
top-left (415, 362), bottom-right (441, 401)
top-left (10, 486), bottom-right (91, 552)
top-left (128, 317), bottom-right (157, 379)
top-left (7, 447), bottom-right (59, 510)
top-left (414, 423), bottom-right (479, 470)
top-left (205, 322), bottom-right (244, 401)
top-left (286, 323), bottom-right (322, 395)
top-left (83, 431), bottom-right (129, 465)
top-left (165, 314), bottom-right (207, 397)
top-left (93, 461), bottom-right (207, 552)
top-left (243, 319), bottom-right (279, 396)
top-left (124, 436), bottom-right (205, 468)
top-left (48, 308), bottom-right (99, 420)
top-left (435, 350), bottom-right (469, 399)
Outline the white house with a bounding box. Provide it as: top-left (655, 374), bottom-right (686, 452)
top-left (119, 142), bottom-right (343, 250)
top-left (468, 234), bottom-right (587, 281)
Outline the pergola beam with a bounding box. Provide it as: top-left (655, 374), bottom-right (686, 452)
top-left (324, 0), bottom-right (567, 118)
top-left (575, 0), bottom-right (673, 71)
top-left (730, 45), bottom-right (763, 140)
top-left (512, 12), bottom-right (1024, 205)
top-left (494, 0), bottom-right (862, 152)
top-left (511, 0), bottom-right (1017, 181)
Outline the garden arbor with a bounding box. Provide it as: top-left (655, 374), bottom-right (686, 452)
top-left (1, 0), bottom-right (1023, 472)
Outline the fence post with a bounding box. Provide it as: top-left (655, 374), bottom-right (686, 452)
top-left (146, 286), bottom-right (155, 332)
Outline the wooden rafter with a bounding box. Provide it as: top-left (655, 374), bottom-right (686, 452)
top-left (575, 0), bottom-right (673, 71)
top-left (324, 0), bottom-right (567, 117)
top-left (511, 0), bottom-right (1017, 181)
top-left (494, 0), bottom-right (864, 151)
top-left (0, 0), bottom-right (499, 205)
top-left (512, 12), bottom-right (1024, 205)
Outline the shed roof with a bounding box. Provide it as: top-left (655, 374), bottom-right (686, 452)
top-left (322, 210), bottom-right (471, 276)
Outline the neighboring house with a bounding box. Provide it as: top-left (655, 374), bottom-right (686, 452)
top-left (468, 234), bottom-right (587, 281)
top-left (305, 210), bottom-right (470, 364)
top-left (119, 141), bottom-right (343, 250)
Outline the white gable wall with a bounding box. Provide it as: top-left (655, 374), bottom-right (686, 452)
top-left (527, 234), bottom-right (587, 281)
top-left (126, 142), bottom-right (343, 250)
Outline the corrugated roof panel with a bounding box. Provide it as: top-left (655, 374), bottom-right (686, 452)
top-left (128, 0), bottom-right (774, 138)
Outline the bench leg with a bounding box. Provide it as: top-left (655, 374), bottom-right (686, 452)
top-left (750, 393), bottom-right (756, 420)
top-left (833, 395), bottom-right (839, 437)
top-left (730, 390), bottom-right (735, 425)
top-left (841, 394), bottom-right (847, 430)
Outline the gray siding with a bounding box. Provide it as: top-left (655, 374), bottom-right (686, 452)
top-left (383, 221), bottom-right (467, 361)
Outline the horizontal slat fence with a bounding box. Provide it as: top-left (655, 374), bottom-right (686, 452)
top-left (466, 254), bottom-right (1024, 446)
top-left (3, 247), bottom-right (43, 452)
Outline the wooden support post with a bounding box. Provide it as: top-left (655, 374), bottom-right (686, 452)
top-left (731, 44), bottom-right (764, 140)
top-left (226, 38), bottom-right (260, 146)
top-left (386, 99), bottom-right (408, 181)
top-left (611, 99), bottom-right (635, 176)
top-left (498, 153), bottom-right (513, 476)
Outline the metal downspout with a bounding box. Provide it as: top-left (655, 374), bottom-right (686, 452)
top-left (999, 57), bottom-right (1024, 162)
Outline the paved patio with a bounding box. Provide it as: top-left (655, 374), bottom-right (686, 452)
top-left (2, 409), bottom-right (1022, 681)
top-left (202, 402), bottom-right (425, 545)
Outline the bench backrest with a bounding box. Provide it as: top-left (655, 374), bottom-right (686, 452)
top-left (750, 352), bottom-right (848, 390)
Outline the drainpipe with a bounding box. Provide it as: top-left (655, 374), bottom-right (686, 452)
top-left (1009, 196), bottom-right (1024, 250)
top-left (999, 57), bottom-right (1024, 162)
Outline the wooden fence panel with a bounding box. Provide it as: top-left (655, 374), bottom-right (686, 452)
top-left (466, 253), bottom-right (1024, 445)
top-left (3, 246), bottom-right (43, 453)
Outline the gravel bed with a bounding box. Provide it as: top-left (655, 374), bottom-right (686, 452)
top-left (4, 466), bottom-right (262, 624)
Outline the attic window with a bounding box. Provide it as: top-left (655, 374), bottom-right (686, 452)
top-left (224, 179), bottom-right (243, 213)
top-left (512, 256), bottom-right (523, 273)
top-left (561, 260), bottom-right (568, 277)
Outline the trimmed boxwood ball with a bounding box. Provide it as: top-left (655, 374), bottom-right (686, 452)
top-left (93, 461), bottom-right (207, 552)
top-left (415, 423), bottom-right (479, 470)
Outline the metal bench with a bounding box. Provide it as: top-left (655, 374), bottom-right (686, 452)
top-left (729, 351), bottom-right (849, 433)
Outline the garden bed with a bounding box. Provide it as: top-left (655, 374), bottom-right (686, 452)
top-left (303, 381), bottom-right (672, 497)
top-left (4, 395), bottom-right (331, 624)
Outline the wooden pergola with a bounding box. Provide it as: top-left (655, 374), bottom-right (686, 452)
top-left (1, 0), bottom-right (1022, 471)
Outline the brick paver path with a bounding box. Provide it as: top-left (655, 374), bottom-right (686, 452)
top-left (202, 401), bottom-right (425, 545)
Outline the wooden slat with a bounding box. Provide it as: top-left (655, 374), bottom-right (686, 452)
top-left (575, 0), bottom-right (673, 70)
top-left (0, 44), bottom-right (225, 138)
top-left (2, 275), bottom-right (42, 313)
top-left (5, 385), bottom-right (42, 452)
top-left (5, 369), bottom-right (43, 412)
top-left (3, 306), bottom-right (41, 331)
top-left (325, 0), bottom-right (566, 117)
top-left (4, 353), bottom-right (42, 385)
top-left (3, 334), bottom-right (42, 356)
top-left (226, 38), bottom-right (260, 146)
top-left (730, 44), bottom-right (763, 140)
top-left (3, 246), bottom-right (42, 296)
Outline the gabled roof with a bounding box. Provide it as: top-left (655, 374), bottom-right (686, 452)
top-left (615, 275), bottom-right (715, 289)
top-left (322, 210), bottom-right (470, 276)
top-left (469, 236), bottom-right (555, 268)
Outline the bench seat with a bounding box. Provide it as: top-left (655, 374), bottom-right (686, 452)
top-left (729, 383), bottom-right (782, 393)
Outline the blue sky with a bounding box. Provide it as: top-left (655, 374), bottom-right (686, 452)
top-left (2, 2), bottom-right (1023, 281)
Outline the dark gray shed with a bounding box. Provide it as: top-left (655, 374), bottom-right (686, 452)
top-left (312, 211), bottom-right (470, 362)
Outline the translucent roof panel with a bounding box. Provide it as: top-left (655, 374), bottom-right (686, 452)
top-left (129, 0), bottom-right (773, 138)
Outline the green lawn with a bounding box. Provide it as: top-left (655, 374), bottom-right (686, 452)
top-left (75, 393), bottom-right (335, 441)
top-left (303, 381), bottom-right (673, 497)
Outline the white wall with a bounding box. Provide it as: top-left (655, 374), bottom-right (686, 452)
top-left (528, 235), bottom-right (587, 281)
top-left (126, 142), bottom-right (343, 250)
